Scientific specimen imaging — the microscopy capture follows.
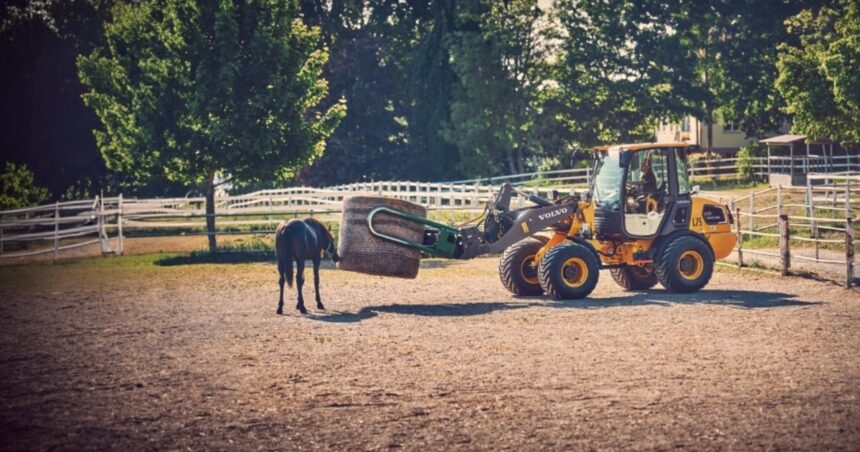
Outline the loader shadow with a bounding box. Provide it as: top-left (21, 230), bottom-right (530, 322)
top-left (309, 289), bottom-right (820, 323)
top-left (309, 302), bottom-right (529, 323)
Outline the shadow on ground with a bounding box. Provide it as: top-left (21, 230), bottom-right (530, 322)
top-left (154, 253), bottom-right (456, 268)
top-left (307, 289), bottom-right (820, 323)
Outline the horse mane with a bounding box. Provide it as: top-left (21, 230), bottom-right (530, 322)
top-left (304, 218), bottom-right (333, 241)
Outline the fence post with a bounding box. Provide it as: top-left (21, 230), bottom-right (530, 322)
top-left (779, 214), bottom-right (790, 276)
top-left (806, 182), bottom-right (819, 260)
top-left (846, 217), bottom-right (855, 288)
top-left (53, 201), bottom-right (59, 262)
top-left (749, 192), bottom-right (755, 232)
top-left (776, 184), bottom-right (782, 218)
top-left (98, 194), bottom-right (107, 253)
top-left (268, 194), bottom-right (273, 229)
top-left (846, 179), bottom-right (852, 218)
top-left (736, 207), bottom-right (743, 268)
top-left (118, 194), bottom-right (124, 255)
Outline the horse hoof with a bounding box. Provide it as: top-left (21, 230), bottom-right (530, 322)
top-left (298, 307), bottom-right (308, 314)
top-left (276, 308), bottom-right (283, 315)
top-left (317, 304), bottom-right (326, 311)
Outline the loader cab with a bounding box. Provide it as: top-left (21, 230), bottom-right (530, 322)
top-left (590, 143), bottom-right (695, 240)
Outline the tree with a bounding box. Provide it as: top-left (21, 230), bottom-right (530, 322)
top-left (78, 0), bottom-right (345, 251)
top-left (678, 0), bottom-right (829, 148)
top-left (776, 1), bottom-right (860, 146)
top-left (0, 162), bottom-right (50, 210)
top-left (444, 0), bottom-right (550, 177)
top-left (296, 0), bottom-right (423, 186)
top-left (1, 1), bottom-right (114, 198)
top-left (550, 0), bottom-right (684, 149)
top-left (405, 0), bottom-right (463, 181)
top-left (714, 0), bottom-right (821, 138)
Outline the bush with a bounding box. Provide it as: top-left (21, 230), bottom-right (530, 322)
top-left (737, 144), bottom-right (765, 181)
top-left (0, 162), bottom-right (50, 210)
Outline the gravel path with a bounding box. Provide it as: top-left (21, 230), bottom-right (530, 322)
top-left (1, 256), bottom-right (858, 450)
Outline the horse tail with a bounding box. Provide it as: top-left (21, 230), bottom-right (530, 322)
top-left (275, 222), bottom-right (294, 288)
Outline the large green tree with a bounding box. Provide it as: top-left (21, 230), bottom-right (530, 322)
top-left (78, 0), bottom-right (345, 251)
top-left (297, 0), bottom-right (431, 186)
top-left (444, 0), bottom-right (550, 177)
top-left (776, 0), bottom-right (860, 146)
top-left (550, 0), bottom-right (684, 148)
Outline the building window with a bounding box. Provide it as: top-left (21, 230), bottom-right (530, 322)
top-left (681, 116), bottom-right (690, 133)
top-left (723, 121), bottom-right (740, 133)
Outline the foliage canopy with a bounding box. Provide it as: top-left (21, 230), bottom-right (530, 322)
top-left (78, 0), bottom-right (345, 249)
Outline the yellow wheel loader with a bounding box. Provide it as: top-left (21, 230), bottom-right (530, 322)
top-left (367, 143), bottom-right (736, 299)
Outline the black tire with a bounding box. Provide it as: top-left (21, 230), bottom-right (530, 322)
top-left (610, 265), bottom-right (658, 290)
top-left (655, 236), bottom-right (714, 293)
top-left (499, 238), bottom-right (545, 296)
top-left (538, 241), bottom-right (600, 299)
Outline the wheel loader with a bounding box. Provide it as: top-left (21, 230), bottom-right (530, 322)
top-left (366, 143), bottom-right (736, 299)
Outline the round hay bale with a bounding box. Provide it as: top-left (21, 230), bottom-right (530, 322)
top-left (337, 196), bottom-right (426, 278)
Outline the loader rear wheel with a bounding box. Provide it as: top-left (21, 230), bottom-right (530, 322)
top-left (610, 265), bottom-right (658, 290)
top-left (499, 238), bottom-right (545, 296)
top-left (656, 236), bottom-right (714, 293)
top-left (538, 242), bottom-right (599, 299)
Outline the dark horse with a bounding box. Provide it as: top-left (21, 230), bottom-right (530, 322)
top-left (275, 218), bottom-right (339, 314)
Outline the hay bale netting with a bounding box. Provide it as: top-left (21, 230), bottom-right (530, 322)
top-left (337, 196), bottom-right (426, 278)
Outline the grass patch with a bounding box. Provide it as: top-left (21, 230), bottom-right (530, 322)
top-left (695, 178), bottom-right (769, 192)
top-left (155, 237), bottom-right (276, 266)
top-left (155, 250), bottom-right (275, 266)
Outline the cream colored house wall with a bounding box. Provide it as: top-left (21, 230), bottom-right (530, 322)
top-left (655, 115), bottom-right (756, 151)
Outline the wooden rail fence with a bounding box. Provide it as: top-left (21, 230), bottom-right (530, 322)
top-left (730, 175), bottom-right (859, 287)
top-left (2, 158), bottom-right (858, 284)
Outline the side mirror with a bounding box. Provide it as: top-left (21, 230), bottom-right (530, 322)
top-left (691, 185), bottom-right (700, 194)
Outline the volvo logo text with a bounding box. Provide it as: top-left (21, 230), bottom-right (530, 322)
top-left (538, 207), bottom-right (569, 221)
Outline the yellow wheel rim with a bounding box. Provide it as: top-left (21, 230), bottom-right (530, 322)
top-left (521, 254), bottom-right (539, 285)
top-left (562, 257), bottom-right (588, 288)
top-left (678, 250), bottom-right (704, 281)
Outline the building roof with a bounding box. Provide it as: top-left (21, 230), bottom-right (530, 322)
top-left (593, 142), bottom-right (695, 152)
top-left (760, 134), bottom-right (835, 145)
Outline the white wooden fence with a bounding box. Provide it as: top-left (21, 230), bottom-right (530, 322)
top-left (1, 156), bottom-right (858, 264)
top-left (730, 175), bottom-right (859, 287)
top-left (0, 196), bottom-right (123, 261)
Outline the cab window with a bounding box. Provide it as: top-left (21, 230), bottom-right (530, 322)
top-left (623, 150), bottom-right (670, 237)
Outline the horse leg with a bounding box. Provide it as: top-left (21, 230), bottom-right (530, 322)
top-left (295, 259), bottom-right (307, 314)
top-left (277, 267), bottom-right (285, 315)
top-left (313, 256), bottom-right (324, 310)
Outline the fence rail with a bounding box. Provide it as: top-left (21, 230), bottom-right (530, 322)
top-left (2, 156), bottom-right (859, 279)
top-left (730, 177), bottom-right (858, 287)
top-left (0, 196), bottom-right (122, 261)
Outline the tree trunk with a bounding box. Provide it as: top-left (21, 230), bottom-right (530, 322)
top-left (515, 145), bottom-right (524, 175)
top-left (506, 150), bottom-right (517, 175)
top-left (205, 171), bottom-right (217, 253)
top-left (706, 109), bottom-right (714, 158)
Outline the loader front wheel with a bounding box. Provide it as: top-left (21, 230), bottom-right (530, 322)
top-left (499, 238), bottom-right (545, 296)
top-left (538, 242), bottom-right (599, 299)
top-left (610, 265), bottom-right (658, 290)
top-left (656, 236), bottom-right (714, 293)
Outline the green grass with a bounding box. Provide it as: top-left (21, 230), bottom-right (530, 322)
top-left (695, 178), bottom-right (769, 192)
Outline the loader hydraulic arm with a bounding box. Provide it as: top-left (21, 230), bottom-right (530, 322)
top-left (366, 183), bottom-right (579, 260)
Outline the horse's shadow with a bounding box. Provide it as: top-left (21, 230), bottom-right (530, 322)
top-left (308, 289), bottom-right (820, 323)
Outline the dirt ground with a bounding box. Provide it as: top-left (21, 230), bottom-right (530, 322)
top-left (1, 254), bottom-right (859, 450)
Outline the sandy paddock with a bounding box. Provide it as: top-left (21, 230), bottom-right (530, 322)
top-left (0, 254), bottom-right (858, 450)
